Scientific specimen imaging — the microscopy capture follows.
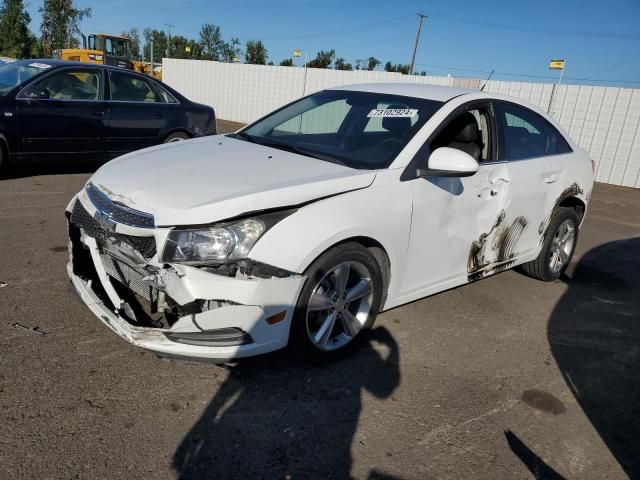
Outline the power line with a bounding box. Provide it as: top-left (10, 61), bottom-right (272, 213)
top-left (579, 50), bottom-right (640, 80)
top-left (429, 14), bottom-right (640, 40)
top-left (415, 63), bottom-right (640, 85)
top-left (261, 14), bottom-right (415, 41)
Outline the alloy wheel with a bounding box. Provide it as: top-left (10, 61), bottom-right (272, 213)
top-left (305, 261), bottom-right (374, 351)
top-left (549, 219), bottom-right (575, 274)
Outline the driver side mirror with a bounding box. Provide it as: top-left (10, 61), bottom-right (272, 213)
top-left (418, 147), bottom-right (479, 178)
top-left (21, 87), bottom-right (51, 100)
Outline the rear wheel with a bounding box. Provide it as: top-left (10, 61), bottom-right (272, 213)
top-left (290, 243), bottom-right (384, 362)
top-left (521, 207), bottom-right (579, 281)
top-left (163, 131), bottom-right (190, 143)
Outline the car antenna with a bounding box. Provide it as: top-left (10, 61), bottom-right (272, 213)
top-left (480, 70), bottom-right (494, 92)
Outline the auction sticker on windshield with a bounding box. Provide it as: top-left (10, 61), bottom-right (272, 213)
top-left (367, 108), bottom-right (418, 118)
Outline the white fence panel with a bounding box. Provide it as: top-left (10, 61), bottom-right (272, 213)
top-left (163, 59), bottom-right (640, 187)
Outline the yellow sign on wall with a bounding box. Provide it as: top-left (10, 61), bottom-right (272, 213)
top-left (549, 59), bottom-right (565, 70)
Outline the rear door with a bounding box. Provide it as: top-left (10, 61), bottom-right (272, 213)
top-left (106, 70), bottom-right (167, 155)
top-left (493, 101), bottom-right (571, 260)
top-left (16, 67), bottom-right (107, 160)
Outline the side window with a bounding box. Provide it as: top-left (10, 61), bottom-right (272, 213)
top-left (109, 72), bottom-right (157, 102)
top-left (496, 103), bottom-right (571, 160)
top-left (273, 99), bottom-right (351, 136)
top-left (155, 83), bottom-right (178, 104)
top-left (430, 107), bottom-right (493, 162)
top-left (26, 69), bottom-right (101, 101)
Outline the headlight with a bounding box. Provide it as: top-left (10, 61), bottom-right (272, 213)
top-left (161, 211), bottom-right (294, 265)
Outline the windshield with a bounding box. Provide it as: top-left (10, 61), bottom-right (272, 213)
top-left (0, 61), bottom-right (53, 95)
top-left (235, 90), bottom-right (443, 170)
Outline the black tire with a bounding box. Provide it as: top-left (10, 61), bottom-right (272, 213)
top-left (520, 207), bottom-right (579, 281)
top-left (163, 131), bottom-right (191, 143)
top-left (0, 139), bottom-right (6, 177)
top-left (290, 242), bottom-right (384, 362)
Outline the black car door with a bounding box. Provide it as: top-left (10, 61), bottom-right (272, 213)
top-left (106, 70), bottom-right (169, 156)
top-left (16, 67), bottom-right (107, 160)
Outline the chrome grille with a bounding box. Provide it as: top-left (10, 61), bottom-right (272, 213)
top-left (100, 254), bottom-right (159, 302)
top-left (70, 201), bottom-right (156, 258)
top-left (86, 182), bottom-right (154, 228)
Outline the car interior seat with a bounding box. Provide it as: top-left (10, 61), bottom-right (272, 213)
top-left (434, 112), bottom-right (484, 161)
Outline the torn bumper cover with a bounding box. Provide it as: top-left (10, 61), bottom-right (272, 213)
top-left (66, 195), bottom-right (305, 361)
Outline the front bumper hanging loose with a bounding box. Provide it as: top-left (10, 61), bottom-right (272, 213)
top-left (66, 195), bottom-right (306, 362)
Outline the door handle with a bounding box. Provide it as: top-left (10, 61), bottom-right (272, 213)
top-left (92, 111), bottom-right (105, 117)
top-left (490, 189), bottom-right (499, 197)
top-left (153, 113), bottom-right (164, 118)
top-left (544, 174), bottom-right (559, 184)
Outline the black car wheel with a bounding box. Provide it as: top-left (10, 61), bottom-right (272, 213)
top-left (163, 132), bottom-right (191, 143)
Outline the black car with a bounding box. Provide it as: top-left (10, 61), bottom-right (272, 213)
top-left (0, 59), bottom-right (216, 172)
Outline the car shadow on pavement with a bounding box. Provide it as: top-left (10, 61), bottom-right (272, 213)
top-left (172, 326), bottom-right (401, 480)
top-left (509, 238), bottom-right (640, 478)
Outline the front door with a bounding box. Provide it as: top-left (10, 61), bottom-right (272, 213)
top-left (16, 67), bottom-right (107, 160)
top-left (397, 103), bottom-right (516, 303)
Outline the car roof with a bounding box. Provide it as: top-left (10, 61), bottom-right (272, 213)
top-left (12, 59), bottom-right (135, 73)
top-left (328, 82), bottom-right (475, 102)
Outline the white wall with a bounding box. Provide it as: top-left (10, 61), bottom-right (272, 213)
top-left (163, 58), bottom-right (640, 188)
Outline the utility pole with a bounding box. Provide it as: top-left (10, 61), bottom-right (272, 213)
top-left (409, 13), bottom-right (427, 75)
top-left (165, 23), bottom-right (175, 58)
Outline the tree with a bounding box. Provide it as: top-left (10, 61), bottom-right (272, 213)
top-left (279, 58), bottom-right (293, 67)
top-left (384, 61), bottom-right (410, 74)
top-left (307, 49), bottom-right (334, 69)
top-left (169, 35), bottom-right (196, 59)
top-left (221, 37), bottom-right (241, 62)
top-left (39, 0), bottom-right (91, 56)
top-left (366, 56), bottom-right (380, 71)
top-left (121, 27), bottom-right (141, 59)
top-left (142, 29), bottom-right (167, 62)
top-left (198, 23), bottom-right (225, 60)
top-left (0, 0), bottom-right (34, 58)
top-left (334, 57), bottom-right (353, 71)
top-left (245, 40), bottom-right (267, 65)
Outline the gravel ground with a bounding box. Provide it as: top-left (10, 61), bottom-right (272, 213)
top-left (1, 121), bottom-right (638, 479)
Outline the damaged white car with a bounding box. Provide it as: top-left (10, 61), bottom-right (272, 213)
top-left (66, 83), bottom-right (594, 361)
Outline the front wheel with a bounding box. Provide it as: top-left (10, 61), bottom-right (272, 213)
top-left (163, 131), bottom-right (191, 143)
top-left (521, 207), bottom-right (579, 281)
top-left (290, 243), bottom-right (384, 362)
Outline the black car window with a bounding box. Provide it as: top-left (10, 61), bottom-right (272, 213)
top-left (155, 83), bottom-right (178, 103)
top-left (27, 69), bottom-right (101, 101)
top-left (109, 71), bottom-right (157, 102)
top-left (496, 102), bottom-right (572, 160)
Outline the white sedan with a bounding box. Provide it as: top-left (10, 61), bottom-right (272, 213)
top-left (66, 83), bottom-right (594, 362)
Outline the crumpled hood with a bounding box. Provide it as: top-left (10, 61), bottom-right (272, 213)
top-left (89, 135), bottom-right (376, 226)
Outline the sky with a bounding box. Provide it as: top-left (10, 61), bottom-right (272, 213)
top-left (24, 0), bottom-right (640, 86)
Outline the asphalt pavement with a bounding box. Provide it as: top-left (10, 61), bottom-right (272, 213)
top-left (1, 121), bottom-right (639, 479)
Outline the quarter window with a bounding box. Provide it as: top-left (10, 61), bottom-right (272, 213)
top-left (155, 83), bottom-right (178, 103)
top-left (109, 72), bottom-right (157, 102)
top-left (26, 69), bottom-right (101, 101)
top-left (496, 103), bottom-right (571, 160)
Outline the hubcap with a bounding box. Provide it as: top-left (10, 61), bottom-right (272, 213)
top-left (306, 261), bottom-right (374, 351)
top-left (549, 219), bottom-right (575, 274)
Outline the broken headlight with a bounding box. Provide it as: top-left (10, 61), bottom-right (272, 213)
top-left (161, 211), bottom-right (295, 265)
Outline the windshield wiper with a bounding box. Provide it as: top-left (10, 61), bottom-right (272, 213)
top-left (255, 138), bottom-right (349, 166)
top-left (228, 131), bottom-right (257, 143)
